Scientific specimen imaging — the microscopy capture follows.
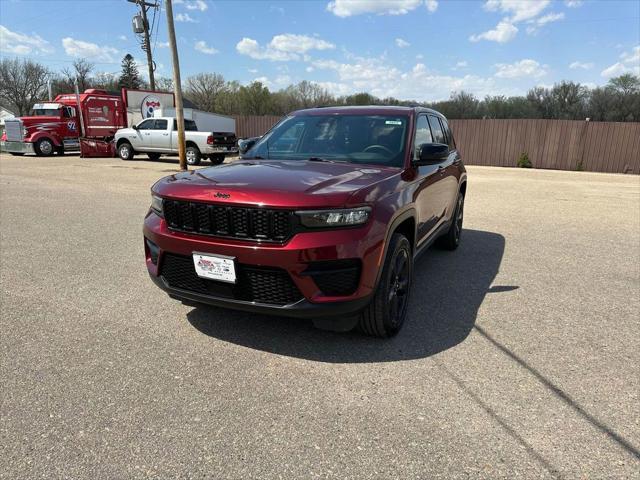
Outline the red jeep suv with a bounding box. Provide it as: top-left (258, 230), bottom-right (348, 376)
top-left (143, 106), bottom-right (466, 337)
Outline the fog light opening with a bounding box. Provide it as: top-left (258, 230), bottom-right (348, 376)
top-left (146, 238), bottom-right (160, 265)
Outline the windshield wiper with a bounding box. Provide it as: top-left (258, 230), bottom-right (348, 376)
top-left (307, 157), bottom-right (335, 163)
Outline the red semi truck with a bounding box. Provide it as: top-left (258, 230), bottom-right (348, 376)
top-left (0, 88), bottom-right (174, 157)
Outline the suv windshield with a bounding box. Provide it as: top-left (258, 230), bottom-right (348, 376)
top-left (245, 114), bottom-right (409, 167)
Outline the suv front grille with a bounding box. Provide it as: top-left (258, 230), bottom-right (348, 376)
top-left (160, 253), bottom-right (303, 306)
top-left (163, 200), bottom-right (293, 242)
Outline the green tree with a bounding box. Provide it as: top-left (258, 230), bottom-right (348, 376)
top-left (118, 54), bottom-right (141, 89)
top-left (238, 81), bottom-right (272, 115)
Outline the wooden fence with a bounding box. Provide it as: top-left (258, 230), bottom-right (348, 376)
top-left (233, 116), bottom-right (640, 174)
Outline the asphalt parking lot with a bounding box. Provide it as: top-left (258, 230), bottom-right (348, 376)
top-left (1, 153), bottom-right (639, 479)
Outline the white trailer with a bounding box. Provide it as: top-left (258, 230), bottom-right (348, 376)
top-left (154, 107), bottom-right (235, 134)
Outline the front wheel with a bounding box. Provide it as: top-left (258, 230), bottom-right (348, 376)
top-left (359, 233), bottom-right (413, 337)
top-left (437, 192), bottom-right (464, 250)
top-left (118, 142), bottom-right (134, 160)
top-left (34, 138), bottom-right (54, 156)
top-left (186, 146), bottom-right (201, 166)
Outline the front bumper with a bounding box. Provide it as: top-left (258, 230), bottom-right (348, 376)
top-left (1, 141), bottom-right (35, 154)
top-left (143, 211), bottom-right (386, 317)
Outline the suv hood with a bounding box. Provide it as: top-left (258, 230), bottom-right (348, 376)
top-left (153, 159), bottom-right (400, 208)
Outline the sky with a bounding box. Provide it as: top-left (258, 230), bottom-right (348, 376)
top-left (0, 0), bottom-right (639, 101)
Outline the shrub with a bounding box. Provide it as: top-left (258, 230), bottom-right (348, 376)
top-left (517, 152), bottom-right (532, 168)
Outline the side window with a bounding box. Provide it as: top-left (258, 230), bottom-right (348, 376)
top-left (154, 119), bottom-right (168, 130)
top-left (440, 118), bottom-right (456, 149)
top-left (428, 115), bottom-right (446, 144)
top-left (413, 115), bottom-right (433, 159)
top-left (137, 119), bottom-right (154, 130)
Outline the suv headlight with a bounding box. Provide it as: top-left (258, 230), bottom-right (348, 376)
top-left (296, 207), bottom-right (371, 228)
top-left (151, 193), bottom-right (163, 217)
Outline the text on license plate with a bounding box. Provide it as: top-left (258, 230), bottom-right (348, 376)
top-left (192, 252), bottom-right (236, 283)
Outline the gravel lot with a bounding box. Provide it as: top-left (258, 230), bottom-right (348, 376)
top-left (1, 153), bottom-right (639, 479)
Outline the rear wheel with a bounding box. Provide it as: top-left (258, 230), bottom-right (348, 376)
top-left (147, 153), bottom-right (161, 161)
top-left (34, 138), bottom-right (54, 156)
top-left (437, 192), bottom-right (464, 250)
top-left (209, 154), bottom-right (225, 165)
top-left (118, 142), bottom-right (134, 160)
top-left (186, 145), bottom-right (201, 166)
top-left (359, 233), bottom-right (412, 337)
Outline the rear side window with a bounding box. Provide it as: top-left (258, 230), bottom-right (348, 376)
top-left (154, 119), bottom-right (168, 130)
top-left (428, 115), bottom-right (446, 144)
top-left (172, 119), bottom-right (198, 131)
top-left (440, 117), bottom-right (456, 149)
top-left (413, 115), bottom-right (433, 159)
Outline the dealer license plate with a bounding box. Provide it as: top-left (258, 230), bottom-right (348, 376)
top-left (192, 252), bottom-right (236, 283)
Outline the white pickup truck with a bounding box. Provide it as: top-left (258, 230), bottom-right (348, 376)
top-left (115, 117), bottom-right (237, 165)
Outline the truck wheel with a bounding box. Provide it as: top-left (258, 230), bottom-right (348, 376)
top-left (209, 154), bottom-right (225, 165)
top-left (359, 233), bottom-right (413, 338)
top-left (186, 146), bottom-right (201, 166)
top-left (34, 138), bottom-right (54, 156)
top-left (436, 192), bottom-right (464, 251)
top-left (147, 153), bottom-right (161, 161)
top-left (118, 142), bottom-right (134, 160)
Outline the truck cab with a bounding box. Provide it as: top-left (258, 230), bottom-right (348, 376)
top-left (2, 103), bottom-right (80, 156)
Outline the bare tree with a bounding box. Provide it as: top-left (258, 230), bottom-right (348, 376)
top-left (0, 58), bottom-right (50, 115)
top-left (64, 59), bottom-right (95, 91)
top-left (184, 73), bottom-right (226, 112)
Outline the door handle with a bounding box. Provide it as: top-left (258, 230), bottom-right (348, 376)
top-left (163, 133), bottom-right (169, 136)
top-left (438, 165), bottom-right (446, 174)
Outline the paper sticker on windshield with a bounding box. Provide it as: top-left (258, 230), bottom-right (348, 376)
top-left (385, 120), bottom-right (403, 125)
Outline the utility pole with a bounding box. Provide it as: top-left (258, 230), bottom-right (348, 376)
top-left (165, 0), bottom-right (187, 170)
top-left (128, 0), bottom-right (157, 91)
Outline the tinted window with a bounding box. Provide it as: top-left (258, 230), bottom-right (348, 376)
top-left (413, 115), bottom-right (433, 159)
top-left (154, 119), bottom-right (168, 130)
top-left (440, 117), bottom-right (455, 149)
top-left (172, 119), bottom-right (198, 131)
top-left (428, 115), bottom-right (445, 144)
top-left (137, 119), bottom-right (154, 130)
top-left (246, 114), bottom-right (409, 167)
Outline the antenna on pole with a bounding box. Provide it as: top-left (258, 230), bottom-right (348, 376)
top-left (128, 0), bottom-right (158, 91)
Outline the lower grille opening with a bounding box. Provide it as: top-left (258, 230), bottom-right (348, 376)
top-left (303, 259), bottom-right (361, 296)
top-left (160, 253), bottom-right (303, 306)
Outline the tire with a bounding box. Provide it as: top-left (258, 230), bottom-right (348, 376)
top-left (34, 138), bottom-right (54, 156)
top-left (147, 153), bottom-right (161, 161)
top-left (437, 192), bottom-right (464, 250)
top-left (118, 142), bottom-right (134, 160)
top-left (186, 145), bottom-right (201, 166)
top-left (359, 233), bottom-right (413, 338)
top-left (209, 154), bottom-right (225, 165)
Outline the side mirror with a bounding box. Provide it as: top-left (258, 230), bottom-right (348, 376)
top-left (415, 143), bottom-right (449, 165)
top-left (238, 137), bottom-right (258, 155)
top-left (132, 124), bottom-right (139, 130)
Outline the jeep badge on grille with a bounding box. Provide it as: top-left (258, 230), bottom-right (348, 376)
top-left (214, 192), bottom-right (230, 199)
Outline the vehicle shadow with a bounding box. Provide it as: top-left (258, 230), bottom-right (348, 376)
top-left (186, 229), bottom-right (509, 363)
